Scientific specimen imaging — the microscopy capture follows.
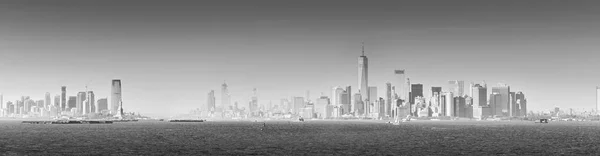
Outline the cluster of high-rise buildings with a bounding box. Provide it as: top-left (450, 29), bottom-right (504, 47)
top-left (0, 79), bottom-right (124, 118)
top-left (201, 44), bottom-right (530, 120)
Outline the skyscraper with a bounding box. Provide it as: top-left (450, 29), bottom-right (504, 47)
top-left (54, 95), bottom-right (60, 110)
top-left (97, 98), bottom-right (108, 113)
top-left (345, 86), bottom-right (352, 111)
top-left (332, 87), bottom-right (345, 106)
top-left (111, 79), bottom-right (122, 114)
top-left (405, 78), bottom-right (411, 104)
top-left (367, 86), bottom-right (378, 116)
top-left (516, 92), bottom-right (527, 116)
top-left (469, 82), bottom-right (474, 97)
top-left (457, 81), bottom-right (465, 96)
top-left (358, 43), bottom-right (369, 106)
top-left (76, 92), bottom-right (86, 115)
top-left (67, 96), bottom-right (77, 111)
top-left (509, 92), bottom-right (516, 117)
top-left (445, 92), bottom-right (454, 117)
top-left (87, 91), bottom-right (95, 114)
top-left (207, 90), bottom-right (216, 112)
top-left (448, 80), bottom-right (465, 96)
top-left (250, 88), bottom-right (258, 115)
top-left (378, 97), bottom-right (386, 118)
top-left (61, 86), bottom-right (66, 111)
top-left (340, 91), bottom-right (351, 115)
top-left (394, 70), bottom-right (405, 100)
top-left (281, 99), bottom-right (290, 113)
top-left (354, 93), bottom-right (363, 116)
top-left (315, 96), bottom-right (330, 119)
top-left (431, 87), bottom-right (442, 97)
top-left (491, 84), bottom-right (510, 116)
top-left (410, 84), bottom-right (423, 105)
top-left (44, 92), bottom-right (51, 110)
top-left (472, 84), bottom-right (487, 107)
top-left (385, 83), bottom-right (392, 117)
top-left (292, 97), bottom-right (304, 115)
top-left (598, 87), bottom-right (600, 114)
top-left (221, 82), bottom-right (231, 111)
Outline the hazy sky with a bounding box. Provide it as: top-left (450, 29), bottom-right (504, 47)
top-left (1, 0), bottom-right (599, 117)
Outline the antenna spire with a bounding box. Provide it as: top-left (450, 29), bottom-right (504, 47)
top-left (361, 42), bottom-right (365, 56)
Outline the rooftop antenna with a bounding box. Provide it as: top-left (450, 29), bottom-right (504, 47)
top-left (361, 42), bottom-right (365, 56)
top-left (85, 80), bottom-right (93, 92)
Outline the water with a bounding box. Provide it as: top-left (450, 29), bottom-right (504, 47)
top-left (1, 120), bottom-right (600, 155)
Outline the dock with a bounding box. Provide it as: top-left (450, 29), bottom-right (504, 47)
top-left (22, 120), bottom-right (114, 124)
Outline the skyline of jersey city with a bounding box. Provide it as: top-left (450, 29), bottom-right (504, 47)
top-left (1, 0), bottom-right (600, 116)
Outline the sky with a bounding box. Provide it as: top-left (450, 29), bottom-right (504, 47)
top-left (1, 0), bottom-right (599, 117)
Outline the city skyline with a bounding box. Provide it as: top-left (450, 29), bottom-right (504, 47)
top-left (1, 0), bottom-right (600, 116)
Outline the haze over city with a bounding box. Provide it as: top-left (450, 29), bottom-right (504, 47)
top-left (1, 0), bottom-right (600, 117)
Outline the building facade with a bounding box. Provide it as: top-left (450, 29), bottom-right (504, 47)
top-left (111, 79), bottom-right (122, 114)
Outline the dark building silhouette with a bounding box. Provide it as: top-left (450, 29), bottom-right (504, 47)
top-left (410, 84), bottom-right (423, 105)
top-left (431, 87), bottom-right (442, 97)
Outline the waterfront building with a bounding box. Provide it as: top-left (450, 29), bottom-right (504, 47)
top-left (111, 79), bottom-right (122, 114)
top-left (491, 84), bottom-right (510, 116)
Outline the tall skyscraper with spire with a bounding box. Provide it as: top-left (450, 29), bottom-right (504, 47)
top-left (357, 42), bottom-right (369, 113)
top-left (111, 79), bottom-right (122, 114)
top-left (221, 82), bottom-right (231, 111)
